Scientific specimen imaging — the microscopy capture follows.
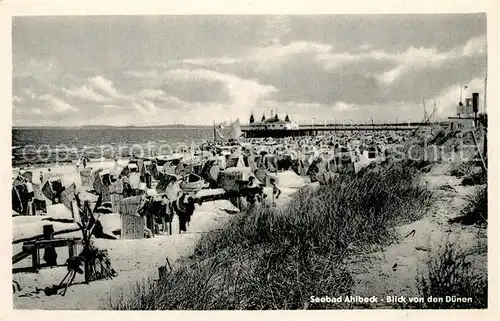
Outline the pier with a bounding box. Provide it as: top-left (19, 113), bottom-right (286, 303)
top-left (241, 123), bottom-right (431, 138)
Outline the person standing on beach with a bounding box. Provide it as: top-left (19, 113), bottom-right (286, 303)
top-left (159, 195), bottom-right (173, 235)
top-left (244, 176), bottom-right (263, 211)
top-left (172, 194), bottom-right (194, 234)
top-left (270, 178), bottom-right (281, 200)
top-left (184, 196), bottom-right (195, 227)
top-left (269, 177), bottom-right (281, 207)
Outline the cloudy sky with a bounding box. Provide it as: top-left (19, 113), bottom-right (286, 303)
top-left (12, 14), bottom-right (487, 126)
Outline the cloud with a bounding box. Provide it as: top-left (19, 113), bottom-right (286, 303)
top-left (179, 33), bottom-right (486, 88)
top-left (246, 41), bottom-right (331, 73)
top-left (432, 77), bottom-right (486, 118)
top-left (129, 100), bottom-right (160, 115)
top-left (138, 89), bottom-right (166, 99)
top-left (123, 70), bottom-right (160, 79)
top-left (89, 76), bottom-right (125, 99)
top-left (63, 84), bottom-right (108, 102)
top-left (24, 89), bottom-right (37, 99)
top-left (461, 34), bottom-right (487, 57)
top-left (123, 69), bottom-right (167, 79)
top-left (14, 57), bottom-right (59, 80)
top-left (333, 101), bottom-right (356, 112)
top-left (258, 16), bottom-right (292, 47)
top-left (13, 96), bottom-right (24, 103)
top-left (375, 34), bottom-right (486, 85)
top-left (12, 17), bottom-right (486, 127)
top-left (183, 57), bottom-right (241, 67)
top-left (207, 33), bottom-right (486, 107)
top-left (39, 94), bottom-right (78, 112)
top-left (59, 75), bottom-right (186, 116)
top-left (356, 43), bottom-right (373, 51)
top-left (137, 88), bottom-right (184, 105)
top-left (166, 69), bottom-right (278, 107)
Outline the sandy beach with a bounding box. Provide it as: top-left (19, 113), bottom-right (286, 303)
top-left (12, 158), bottom-right (310, 309)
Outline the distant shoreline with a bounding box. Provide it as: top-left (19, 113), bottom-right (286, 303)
top-left (12, 125), bottom-right (213, 130)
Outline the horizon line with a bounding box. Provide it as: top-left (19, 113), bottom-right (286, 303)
top-left (12, 120), bottom-right (449, 129)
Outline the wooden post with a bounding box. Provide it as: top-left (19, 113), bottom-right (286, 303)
top-left (68, 242), bottom-right (77, 258)
top-left (83, 229), bottom-right (90, 284)
top-left (42, 224), bottom-right (57, 267)
top-left (31, 201), bottom-right (36, 216)
top-left (31, 247), bottom-right (39, 272)
top-left (165, 257), bottom-right (172, 271)
top-left (158, 266), bottom-right (167, 279)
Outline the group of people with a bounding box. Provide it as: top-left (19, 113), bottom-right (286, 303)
top-left (12, 167), bottom-right (57, 216)
top-left (76, 157), bottom-right (90, 170)
top-left (136, 192), bottom-right (197, 236)
top-left (12, 173), bottom-right (35, 215)
top-left (244, 174), bottom-right (281, 210)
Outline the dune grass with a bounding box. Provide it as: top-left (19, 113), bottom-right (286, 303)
top-left (408, 242), bottom-right (487, 309)
top-left (449, 185), bottom-right (487, 226)
top-left (108, 162), bottom-right (432, 310)
top-left (449, 162), bottom-right (487, 186)
top-left (463, 185), bottom-right (488, 223)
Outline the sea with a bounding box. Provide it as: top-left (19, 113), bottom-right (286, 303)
top-left (12, 127), bottom-right (214, 166)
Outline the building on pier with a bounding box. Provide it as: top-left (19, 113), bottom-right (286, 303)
top-left (242, 113), bottom-right (421, 138)
top-left (448, 92), bottom-right (479, 130)
top-left (248, 113), bottom-right (299, 130)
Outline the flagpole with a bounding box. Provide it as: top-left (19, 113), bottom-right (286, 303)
top-left (213, 120), bottom-right (216, 142)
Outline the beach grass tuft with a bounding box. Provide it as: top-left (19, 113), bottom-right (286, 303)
top-left (408, 242), bottom-right (487, 309)
top-left (449, 185), bottom-right (487, 226)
